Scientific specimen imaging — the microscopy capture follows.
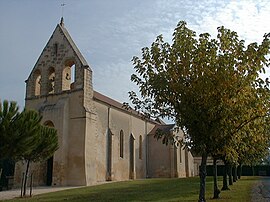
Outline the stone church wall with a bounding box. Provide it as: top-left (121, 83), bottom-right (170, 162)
top-left (13, 20), bottom-right (194, 188)
top-left (93, 100), bottom-right (157, 182)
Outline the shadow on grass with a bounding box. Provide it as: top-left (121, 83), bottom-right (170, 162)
top-left (6, 178), bottom-right (199, 202)
top-left (4, 176), bottom-right (260, 202)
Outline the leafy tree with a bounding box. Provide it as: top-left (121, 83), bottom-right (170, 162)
top-left (212, 82), bottom-right (270, 196)
top-left (129, 21), bottom-right (270, 201)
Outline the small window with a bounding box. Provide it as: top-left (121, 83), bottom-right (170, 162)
top-left (62, 60), bottom-right (76, 91)
top-left (179, 143), bottom-right (182, 163)
top-left (120, 130), bottom-right (124, 158)
top-left (48, 67), bottom-right (55, 94)
top-left (34, 69), bottom-right (41, 96)
top-left (54, 43), bottom-right (58, 55)
top-left (139, 135), bottom-right (142, 160)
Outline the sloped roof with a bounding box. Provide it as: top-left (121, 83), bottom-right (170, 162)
top-left (93, 91), bottom-right (159, 124)
top-left (26, 20), bottom-right (89, 82)
top-left (58, 23), bottom-right (89, 67)
top-left (148, 124), bottom-right (175, 136)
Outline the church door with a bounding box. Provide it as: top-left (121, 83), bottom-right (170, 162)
top-left (46, 156), bottom-right (53, 186)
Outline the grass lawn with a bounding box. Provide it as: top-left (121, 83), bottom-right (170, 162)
top-left (3, 176), bottom-right (258, 202)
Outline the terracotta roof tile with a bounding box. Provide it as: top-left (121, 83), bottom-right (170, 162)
top-left (148, 124), bottom-right (175, 135)
top-left (93, 91), bottom-right (158, 124)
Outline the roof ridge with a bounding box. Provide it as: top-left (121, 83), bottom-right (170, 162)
top-left (58, 23), bottom-right (89, 67)
top-left (93, 91), bottom-right (160, 125)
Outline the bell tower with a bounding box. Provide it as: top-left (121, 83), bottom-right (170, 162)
top-left (19, 19), bottom-right (97, 186)
top-left (25, 18), bottom-right (93, 101)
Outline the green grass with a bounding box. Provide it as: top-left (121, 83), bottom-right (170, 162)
top-left (3, 176), bottom-right (259, 202)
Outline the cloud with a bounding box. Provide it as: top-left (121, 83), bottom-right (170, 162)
top-left (1, 0), bottom-right (269, 109)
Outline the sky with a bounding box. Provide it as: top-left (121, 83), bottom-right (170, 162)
top-left (0, 0), bottom-right (270, 111)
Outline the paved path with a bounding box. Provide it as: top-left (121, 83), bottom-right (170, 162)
top-left (0, 186), bottom-right (82, 201)
top-left (251, 177), bottom-right (270, 202)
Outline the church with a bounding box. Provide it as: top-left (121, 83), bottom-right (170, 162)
top-left (14, 19), bottom-right (194, 187)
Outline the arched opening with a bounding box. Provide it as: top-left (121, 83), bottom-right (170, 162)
top-left (129, 134), bottom-right (135, 179)
top-left (106, 128), bottom-right (113, 181)
top-left (139, 135), bottom-right (142, 160)
top-left (48, 67), bottom-right (55, 94)
top-left (120, 130), bottom-right (124, 158)
top-left (44, 120), bottom-right (55, 186)
top-left (33, 69), bottom-right (41, 96)
top-left (44, 120), bottom-right (54, 127)
top-left (62, 60), bottom-right (76, 91)
top-left (179, 143), bottom-right (182, 163)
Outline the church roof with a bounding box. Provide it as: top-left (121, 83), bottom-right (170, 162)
top-left (148, 124), bottom-right (175, 135)
top-left (26, 19), bottom-right (89, 82)
top-left (58, 21), bottom-right (88, 67)
top-left (93, 91), bottom-right (159, 124)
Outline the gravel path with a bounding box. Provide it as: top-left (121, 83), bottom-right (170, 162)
top-left (251, 177), bottom-right (270, 202)
top-left (0, 186), bottom-right (81, 201)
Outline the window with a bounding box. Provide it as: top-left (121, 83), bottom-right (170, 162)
top-left (179, 143), bottom-right (182, 163)
top-left (139, 135), bottom-right (142, 160)
top-left (62, 60), bottom-right (76, 91)
top-left (54, 43), bottom-right (58, 56)
top-left (34, 69), bottom-right (41, 96)
top-left (120, 130), bottom-right (124, 158)
top-left (48, 67), bottom-right (55, 94)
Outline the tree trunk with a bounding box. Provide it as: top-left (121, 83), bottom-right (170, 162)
top-left (237, 163), bottom-right (242, 179)
top-left (213, 158), bottom-right (220, 199)
top-left (23, 160), bottom-right (30, 197)
top-left (221, 161), bottom-right (230, 190)
top-left (233, 165), bottom-right (237, 182)
top-left (228, 164), bottom-right (233, 185)
top-left (198, 153), bottom-right (208, 202)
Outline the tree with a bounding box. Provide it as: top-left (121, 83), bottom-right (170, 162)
top-left (129, 21), bottom-right (270, 201)
top-left (14, 110), bottom-right (58, 196)
top-left (212, 82), bottom-right (270, 196)
top-left (0, 100), bottom-right (19, 160)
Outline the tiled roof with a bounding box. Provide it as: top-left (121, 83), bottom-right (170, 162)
top-left (93, 91), bottom-right (158, 124)
top-left (148, 124), bottom-right (175, 135)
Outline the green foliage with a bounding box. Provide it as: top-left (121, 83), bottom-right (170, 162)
top-left (130, 20), bottom-right (270, 160)
top-left (0, 100), bottom-right (19, 160)
top-left (0, 105), bottom-right (59, 162)
top-left (15, 110), bottom-right (59, 162)
top-left (14, 110), bottom-right (59, 197)
top-left (0, 101), bottom-right (58, 196)
top-left (129, 20), bottom-right (270, 201)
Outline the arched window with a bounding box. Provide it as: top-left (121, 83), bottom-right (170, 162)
top-left (44, 120), bottom-right (55, 127)
top-left (48, 67), bottom-right (55, 94)
top-left (120, 130), bottom-right (124, 158)
top-left (62, 60), bottom-right (76, 91)
top-left (179, 143), bottom-right (182, 163)
top-left (33, 69), bottom-right (41, 96)
top-left (139, 135), bottom-right (142, 160)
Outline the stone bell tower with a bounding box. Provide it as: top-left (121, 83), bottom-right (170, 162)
top-left (15, 18), bottom-right (97, 186)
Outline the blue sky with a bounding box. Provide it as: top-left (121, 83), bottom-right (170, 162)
top-left (0, 0), bottom-right (270, 110)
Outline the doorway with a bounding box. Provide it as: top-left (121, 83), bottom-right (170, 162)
top-left (46, 156), bottom-right (53, 186)
top-left (129, 134), bottom-right (135, 179)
